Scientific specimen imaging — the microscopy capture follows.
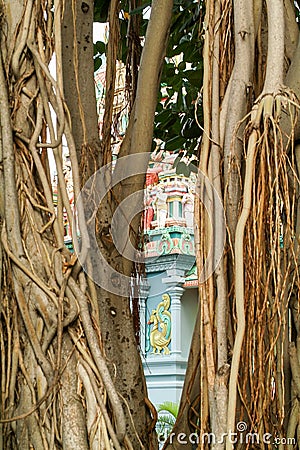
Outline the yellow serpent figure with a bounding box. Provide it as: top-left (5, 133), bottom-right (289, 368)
top-left (148, 293), bottom-right (171, 354)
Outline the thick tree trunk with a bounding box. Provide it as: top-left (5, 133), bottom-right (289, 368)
top-left (91, 2), bottom-right (174, 447)
top-left (0, 0), bottom-right (165, 448)
top-left (61, 0), bottom-right (101, 173)
top-left (61, 0), bottom-right (173, 448)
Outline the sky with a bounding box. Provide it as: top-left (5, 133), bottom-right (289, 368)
top-left (93, 22), bottom-right (107, 43)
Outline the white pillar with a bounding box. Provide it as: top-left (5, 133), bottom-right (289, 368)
top-left (169, 286), bottom-right (184, 355)
top-left (162, 269), bottom-right (185, 356)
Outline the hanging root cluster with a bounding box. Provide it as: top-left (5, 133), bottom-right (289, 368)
top-left (238, 92), bottom-right (300, 445)
top-left (0, 1), bottom-right (134, 449)
top-left (163, 2), bottom-right (300, 450)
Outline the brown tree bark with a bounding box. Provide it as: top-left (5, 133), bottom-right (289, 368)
top-left (0, 0), bottom-right (172, 449)
top-left (164, 2), bottom-right (300, 450)
top-left (61, 0), bottom-right (173, 448)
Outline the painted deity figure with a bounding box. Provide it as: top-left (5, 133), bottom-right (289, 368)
top-left (154, 189), bottom-right (168, 228)
top-left (147, 293), bottom-right (172, 355)
top-left (144, 197), bottom-right (154, 230)
top-left (182, 192), bottom-right (194, 227)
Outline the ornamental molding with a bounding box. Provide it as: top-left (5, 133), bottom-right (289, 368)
top-left (145, 253), bottom-right (195, 274)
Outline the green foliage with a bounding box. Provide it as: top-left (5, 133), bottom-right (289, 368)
top-left (156, 401), bottom-right (179, 436)
top-left (172, 152), bottom-right (198, 176)
top-left (94, 40), bottom-right (106, 70)
top-left (93, 0), bottom-right (108, 71)
top-left (93, 0), bottom-right (148, 72)
top-left (157, 401), bottom-right (179, 418)
top-left (94, 0), bottom-right (111, 22)
top-left (93, 0), bottom-right (204, 157)
top-left (154, 0), bottom-right (204, 154)
top-left (295, 1), bottom-right (300, 25)
top-left (130, 2), bottom-right (151, 15)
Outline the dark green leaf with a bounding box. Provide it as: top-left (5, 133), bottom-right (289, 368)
top-left (181, 118), bottom-right (201, 138)
top-left (94, 0), bottom-right (111, 22)
top-left (176, 161), bottom-right (191, 176)
top-left (130, 2), bottom-right (151, 15)
top-left (173, 154), bottom-right (182, 168)
top-left (165, 136), bottom-right (185, 151)
top-left (178, 61), bottom-right (186, 71)
top-left (183, 69), bottom-right (202, 88)
top-left (94, 41), bottom-right (106, 55)
top-left (94, 57), bottom-right (102, 71)
top-left (189, 162), bottom-right (199, 174)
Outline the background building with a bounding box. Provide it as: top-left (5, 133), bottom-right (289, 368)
top-left (140, 151), bottom-right (198, 406)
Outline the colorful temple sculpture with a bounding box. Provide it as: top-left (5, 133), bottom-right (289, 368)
top-left (140, 151), bottom-right (198, 406)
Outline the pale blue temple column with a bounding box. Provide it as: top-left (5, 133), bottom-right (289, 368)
top-left (162, 269), bottom-right (185, 356)
top-left (139, 277), bottom-right (150, 355)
